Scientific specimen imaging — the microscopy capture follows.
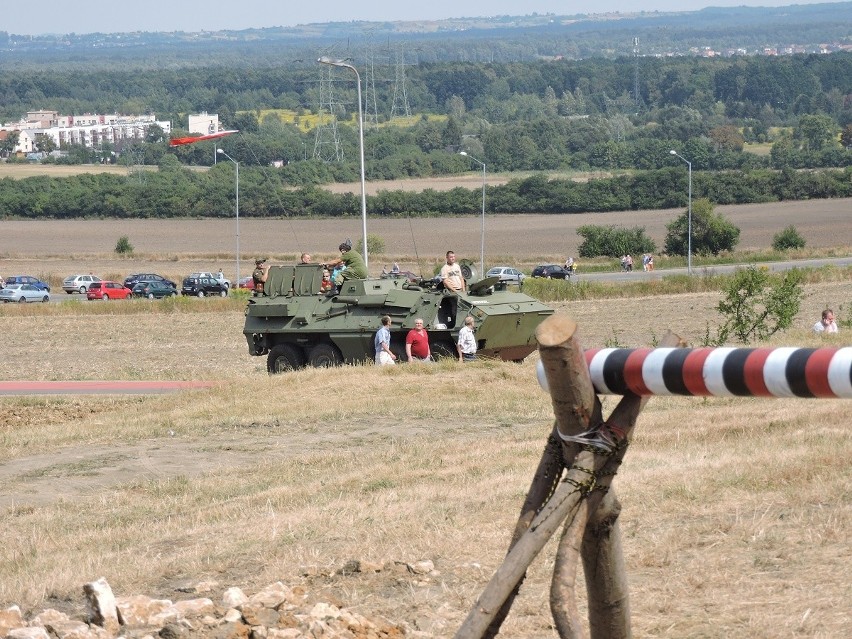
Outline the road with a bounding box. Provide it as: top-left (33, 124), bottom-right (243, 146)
top-left (575, 255), bottom-right (852, 283)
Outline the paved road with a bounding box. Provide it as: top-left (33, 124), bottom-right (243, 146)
top-left (575, 256), bottom-right (852, 283)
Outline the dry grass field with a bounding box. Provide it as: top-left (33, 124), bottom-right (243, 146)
top-left (1, 187), bottom-right (851, 637)
top-left (0, 277), bottom-right (850, 637)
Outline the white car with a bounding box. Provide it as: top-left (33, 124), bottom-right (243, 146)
top-left (63, 274), bottom-right (102, 294)
top-left (1, 284), bottom-right (51, 303)
top-left (486, 266), bottom-right (526, 283)
top-left (188, 272), bottom-right (231, 290)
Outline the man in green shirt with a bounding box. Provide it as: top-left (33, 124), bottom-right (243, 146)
top-left (326, 239), bottom-right (368, 284)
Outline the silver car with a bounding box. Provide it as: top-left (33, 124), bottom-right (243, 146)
top-left (0, 284), bottom-right (51, 303)
top-left (63, 274), bottom-right (102, 294)
top-left (486, 266), bottom-right (526, 283)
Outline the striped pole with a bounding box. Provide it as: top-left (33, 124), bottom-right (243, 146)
top-left (536, 347), bottom-right (852, 399)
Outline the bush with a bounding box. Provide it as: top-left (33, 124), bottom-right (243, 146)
top-left (664, 198), bottom-right (740, 256)
top-left (577, 224), bottom-right (656, 258)
top-left (356, 234), bottom-right (385, 256)
top-left (715, 266), bottom-right (803, 344)
top-left (114, 236), bottom-right (134, 255)
top-left (772, 225), bottom-right (806, 251)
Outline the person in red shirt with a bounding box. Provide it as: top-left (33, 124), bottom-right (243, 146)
top-left (405, 318), bottom-right (432, 362)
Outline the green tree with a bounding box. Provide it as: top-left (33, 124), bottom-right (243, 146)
top-left (772, 225), bottom-right (806, 251)
top-left (664, 198), bottom-right (740, 256)
top-left (715, 267), bottom-right (804, 344)
top-left (114, 235), bottom-right (134, 255)
top-left (356, 234), bottom-right (385, 256)
top-left (794, 114), bottom-right (837, 151)
top-left (577, 225), bottom-right (656, 258)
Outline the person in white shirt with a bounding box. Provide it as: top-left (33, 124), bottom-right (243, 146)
top-left (440, 251), bottom-right (466, 292)
top-left (812, 309), bottom-right (838, 333)
top-left (457, 316), bottom-right (477, 362)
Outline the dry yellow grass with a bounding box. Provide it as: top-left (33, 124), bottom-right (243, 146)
top-left (1, 278), bottom-right (849, 636)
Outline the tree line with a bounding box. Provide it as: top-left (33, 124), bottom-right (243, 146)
top-left (2, 159), bottom-right (848, 220)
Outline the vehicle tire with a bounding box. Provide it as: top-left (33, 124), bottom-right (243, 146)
top-left (267, 343), bottom-right (306, 374)
top-left (42, 295), bottom-right (49, 303)
top-left (308, 342), bottom-right (343, 368)
top-left (147, 293), bottom-right (154, 300)
top-left (219, 290), bottom-right (227, 297)
top-left (564, 274), bottom-right (571, 280)
top-left (197, 291), bottom-right (205, 298)
top-left (18, 297), bottom-right (25, 303)
top-left (171, 291), bottom-right (178, 297)
top-left (79, 286), bottom-right (86, 294)
top-left (102, 294), bottom-right (109, 300)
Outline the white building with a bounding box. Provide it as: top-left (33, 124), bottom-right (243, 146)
top-left (2, 110), bottom-right (171, 154)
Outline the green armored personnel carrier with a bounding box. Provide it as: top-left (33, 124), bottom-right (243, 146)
top-left (243, 263), bottom-right (554, 373)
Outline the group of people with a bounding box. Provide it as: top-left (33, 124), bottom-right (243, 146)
top-left (641, 253), bottom-right (655, 271)
top-left (251, 240), bottom-right (367, 296)
top-left (620, 254), bottom-right (635, 272)
top-left (374, 313), bottom-right (477, 366)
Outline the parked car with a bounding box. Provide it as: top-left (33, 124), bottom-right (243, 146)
top-left (181, 276), bottom-right (228, 297)
top-left (187, 271), bottom-right (231, 290)
top-left (132, 280), bottom-right (178, 299)
top-left (531, 264), bottom-right (571, 280)
top-left (381, 270), bottom-right (420, 283)
top-left (86, 281), bottom-right (132, 300)
top-left (124, 273), bottom-right (176, 289)
top-left (1, 283), bottom-right (51, 303)
top-left (486, 266), bottom-right (526, 283)
top-left (63, 274), bottom-right (102, 294)
top-left (238, 276), bottom-right (255, 290)
top-left (4, 275), bottom-right (51, 292)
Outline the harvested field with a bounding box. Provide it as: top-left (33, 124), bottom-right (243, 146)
top-left (2, 199), bottom-right (850, 286)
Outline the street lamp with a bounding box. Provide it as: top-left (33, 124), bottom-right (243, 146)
top-left (459, 151), bottom-right (486, 275)
top-left (669, 149), bottom-right (692, 275)
top-left (318, 56), bottom-right (369, 270)
top-left (216, 148), bottom-right (240, 289)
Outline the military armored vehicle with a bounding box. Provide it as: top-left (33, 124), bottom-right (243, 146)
top-left (243, 263), bottom-right (554, 373)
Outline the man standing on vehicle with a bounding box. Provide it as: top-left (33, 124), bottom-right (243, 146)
top-left (405, 318), bottom-right (432, 362)
top-left (440, 251), bottom-right (466, 292)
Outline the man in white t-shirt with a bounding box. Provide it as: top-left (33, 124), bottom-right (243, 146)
top-left (440, 251), bottom-right (466, 292)
top-left (813, 309), bottom-right (838, 333)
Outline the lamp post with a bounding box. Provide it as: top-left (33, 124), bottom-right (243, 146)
top-left (459, 151), bottom-right (486, 275)
top-left (216, 148), bottom-right (240, 289)
top-left (669, 149), bottom-right (692, 275)
top-left (318, 56), bottom-right (369, 270)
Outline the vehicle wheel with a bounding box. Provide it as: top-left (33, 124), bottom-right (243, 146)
top-left (42, 295), bottom-right (49, 303)
top-left (18, 297), bottom-right (25, 303)
top-left (171, 291), bottom-right (178, 297)
top-left (219, 290), bottom-right (227, 297)
top-left (102, 294), bottom-right (109, 300)
top-left (147, 293), bottom-right (154, 300)
top-left (564, 274), bottom-right (571, 280)
top-left (79, 286), bottom-right (86, 294)
top-left (547, 275), bottom-right (553, 279)
top-left (197, 291), bottom-right (205, 298)
top-left (267, 344), bottom-right (306, 374)
top-left (308, 342), bottom-right (343, 368)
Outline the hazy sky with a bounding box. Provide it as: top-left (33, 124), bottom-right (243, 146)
top-left (3, 1), bottom-right (837, 36)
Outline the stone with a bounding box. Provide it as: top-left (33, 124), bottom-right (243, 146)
top-left (248, 583), bottom-right (292, 609)
top-left (82, 577), bottom-right (120, 636)
top-left (309, 602), bottom-right (340, 620)
top-left (223, 609), bottom-right (243, 623)
top-left (8, 628), bottom-right (50, 639)
top-left (30, 609), bottom-right (69, 627)
top-left (44, 619), bottom-right (92, 639)
top-left (239, 604), bottom-right (279, 628)
top-left (170, 598), bottom-right (215, 618)
top-left (116, 595), bottom-right (173, 626)
top-left (222, 587), bottom-right (248, 608)
top-left (1, 605), bottom-right (26, 634)
top-left (158, 622), bottom-right (186, 639)
top-left (408, 560), bottom-right (435, 575)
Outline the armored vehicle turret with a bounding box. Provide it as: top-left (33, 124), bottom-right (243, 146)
top-left (243, 263), bottom-right (554, 373)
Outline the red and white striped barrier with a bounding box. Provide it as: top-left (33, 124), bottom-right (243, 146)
top-left (536, 347), bottom-right (852, 399)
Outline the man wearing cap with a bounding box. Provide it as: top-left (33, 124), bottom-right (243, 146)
top-left (326, 239), bottom-right (368, 288)
top-left (252, 258), bottom-right (269, 296)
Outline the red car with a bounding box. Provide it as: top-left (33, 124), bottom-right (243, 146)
top-left (238, 276), bottom-right (255, 290)
top-left (86, 281), bottom-right (133, 300)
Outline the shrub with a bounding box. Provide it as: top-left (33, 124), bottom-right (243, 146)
top-left (356, 234), bottom-right (385, 256)
top-left (114, 236), bottom-right (134, 255)
top-left (715, 266), bottom-right (804, 344)
top-left (664, 198), bottom-right (740, 256)
top-left (577, 225), bottom-right (656, 258)
top-left (771, 225), bottom-right (806, 251)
